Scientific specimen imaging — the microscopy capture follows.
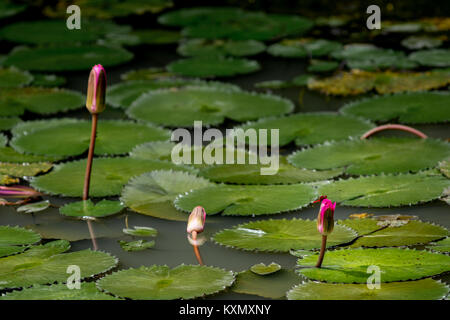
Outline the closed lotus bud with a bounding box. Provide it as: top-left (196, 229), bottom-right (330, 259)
top-left (187, 206), bottom-right (206, 234)
top-left (0, 186), bottom-right (41, 198)
top-left (317, 198), bottom-right (336, 236)
top-left (86, 64), bottom-right (106, 114)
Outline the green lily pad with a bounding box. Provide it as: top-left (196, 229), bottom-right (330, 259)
top-left (120, 68), bottom-right (175, 81)
top-left (121, 170), bottom-right (213, 221)
top-left (439, 160), bottom-right (450, 178)
top-left (232, 269), bottom-right (301, 299)
top-left (409, 49), bottom-right (450, 67)
top-left (341, 92), bottom-right (450, 124)
top-left (31, 157), bottom-right (189, 197)
top-left (318, 172), bottom-right (450, 207)
top-left (175, 184), bottom-right (317, 216)
top-left (287, 279), bottom-right (449, 300)
top-left (0, 162), bottom-right (53, 177)
top-left (178, 39), bottom-right (266, 57)
top-left (31, 74), bottom-right (66, 87)
top-left (212, 219), bottom-right (357, 252)
top-left (338, 218), bottom-right (382, 236)
top-left (0, 67), bottom-right (32, 88)
top-left (60, 200), bottom-right (124, 219)
top-left (0, 1), bottom-right (26, 19)
top-left (97, 265), bottom-right (235, 300)
top-left (297, 248), bottom-right (450, 283)
top-left (107, 79), bottom-right (239, 109)
top-left (0, 20), bottom-right (130, 44)
top-left (0, 240), bottom-right (118, 289)
top-left (127, 86), bottom-right (293, 127)
top-left (384, 22), bottom-right (423, 33)
top-left (288, 138), bottom-right (450, 175)
top-left (119, 240), bottom-right (155, 252)
top-left (0, 282), bottom-right (121, 300)
top-left (0, 146), bottom-right (62, 163)
top-left (0, 117), bottom-right (21, 130)
top-left (307, 60), bottom-right (339, 73)
top-left (401, 36), bottom-right (443, 50)
top-left (131, 29), bottom-right (181, 44)
top-left (0, 225), bottom-right (40, 258)
top-left (199, 157), bottom-right (343, 185)
top-left (267, 39), bottom-right (342, 58)
top-left (0, 87), bottom-right (84, 116)
top-left (250, 262), bottom-right (281, 275)
top-left (239, 113), bottom-right (374, 146)
top-left (129, 141), bottom-right (174, 161)
top-left (158, 7), bottom-right (243, 26)
top-left (426, 237), bottom-right (450, 253)
top-left (0, 133), bottom-right (6, 146)
top-left (348, 220), bottom-right (448, 248)
top-left (167, 56), bottom-right (260, 78)
top-left (123, 227), bottom-right (158, 237)
top-left (11, 119), bottom-right (170, 157)
top-left (17, 200), bottom-right (51, 214)
top-left (4, 45), bottom-right (133, 71)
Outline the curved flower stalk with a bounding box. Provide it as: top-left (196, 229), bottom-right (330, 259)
top-left (187, 206), bottom-right (206, 265)
top-left (83, 64), bottom-right (106, 251)
top-left (361, 124), bottom-right (428, 139)
top-left (315, 196), bottom-right (336, 268)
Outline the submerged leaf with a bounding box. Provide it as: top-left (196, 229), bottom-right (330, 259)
top-left (17, 200), bottom-right (51, 214)
top-left (119, 239), bottom-right (155, 252)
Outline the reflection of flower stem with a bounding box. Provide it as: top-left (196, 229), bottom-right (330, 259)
top-left (191, 231), bottom-right (204, 265)
top-left (83, 113), bottom-right (99, 251)
top-left (125, 215), bottom-right (129, 229)
top-left (315, 235), bottom-right (327, 268)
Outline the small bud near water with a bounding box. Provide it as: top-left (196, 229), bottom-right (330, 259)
top-left (187, 206), bottom-right (206, 234)
top-left (86, 64), bottom-right (106, 114)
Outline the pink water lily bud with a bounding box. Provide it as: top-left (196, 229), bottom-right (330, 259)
top-left (0, 186), bottom-right (41, 198)
top-left (86, 64), bottom-right (106, 114)
top-left (187, 206), bottom-right (206, 234)
top-left (317, 198), bottom-right (336, 236)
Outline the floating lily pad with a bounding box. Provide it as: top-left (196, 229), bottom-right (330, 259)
top-left (0, 162), bottom-right (53, 177)
top-left (232, 269), bottom-right (301, 299)
top-left (0, 282), bottom-right (121, 300)
top-left (60, 200), bottom-right (124, 219)
top-left (131, 29), bottom-right (181, 44)
top-left (213, 219), bottom-right (357, 252)
top-left (127, 86), bottom-right (293, 127)
top-left (308, 69), bottom-right (450, 95)
top-left (318, 173), bottom-right (450, 207)
top-left (439, 161), bottom-right (450, 178)
top-left (0, 240), bottom-right (118, 289)
top-left (349, 220), bottom-right (448, 248)
top-left (401, 36), bottom-right (443, 50)
top-left (175, 184), bottom-right (317, 216)
top-left (384, 22), bottom-right (423, 33)
top-left (0, 117), bottom-right (21, 130)
top-left (129, 141), bottom-right (174, 161)
top-left (0, 87), bottom-right (84, 117)
top-left (426, 237), bottom-right (450, 253)
top-left (97, 265), bottom-right (235, 300)
top-left (341, 92), bottom-right (450, 124)
top-left (0, 133), bottom-right (7, 146)
top-left (120, 68), bottom-right (175, 81)
top-left (123, 227), bottom-right (157, 237)
top-left (44, 0), bottom-right (173, 18)
top-left (287, 279), bottom-right (449, 300)
top-left (11, 119), bottom-right (170, 157)
top-left (121, 170), bottom-right (213, 221)
top-left (239, 113), bottom-right (374, 146)
top-left (199, 157), bottom-right (343, 185)
top-left (267, 39), bottom-right (342, 58)
top-left (167, 56), bottom-right (260, 78)
top-left (409, 49), bottom-right (450, 67)
top-left (17, 200), bottom-right (51, 214)
top-left (0, 20), bottom-right (130, 44)
top-left (31, 157), bottom-right (189, 197)
top-left (0, 67), bottom-right (32, 88)
top-left (0, 1), bottom-right (26, 19)
top-left (4, 45), bottom-right (133, 71)
top-left (288, 138), bottom-right (450, 175)
top-left (158, 7), bottom-right (243, 26)
top-left (0, 146), bottom-right (62, 163)
top-left (297, 248), bottom-right (450, 283)
top-left (119, 240), bottom-right (155, 252)
top-left (107, 79), bottom-right (239, 109)
top-left (307, 60), bottom-right (339, 73)
top-left (250, 263), bottom-right (281, 275)
top-left (338, 218), bottom-right (381, 236)
top-left (0, 225), bottom-right (40, 258)
top-left (31, 74), bottom-right (66, 87)
top-left (178, 39), bottom-right (266, 57)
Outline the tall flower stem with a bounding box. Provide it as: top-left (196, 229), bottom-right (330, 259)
top-left (83, 113), bottom-right (98, 251)
top-left (315, 235), bottom-right (327, 268)
top-left (191, 231), bottom-right (204, 265)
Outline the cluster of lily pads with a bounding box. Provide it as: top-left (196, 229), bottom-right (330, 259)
top-left (0, 3), bottom-right (449, 300)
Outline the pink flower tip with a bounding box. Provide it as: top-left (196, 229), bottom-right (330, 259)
top-left (317, 197), bottom-right (336, 236)
top-left (86, 64), bottom-right (106, 114)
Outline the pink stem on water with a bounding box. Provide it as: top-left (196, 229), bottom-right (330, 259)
top-left (361, 124), bottom-right (428, 140)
